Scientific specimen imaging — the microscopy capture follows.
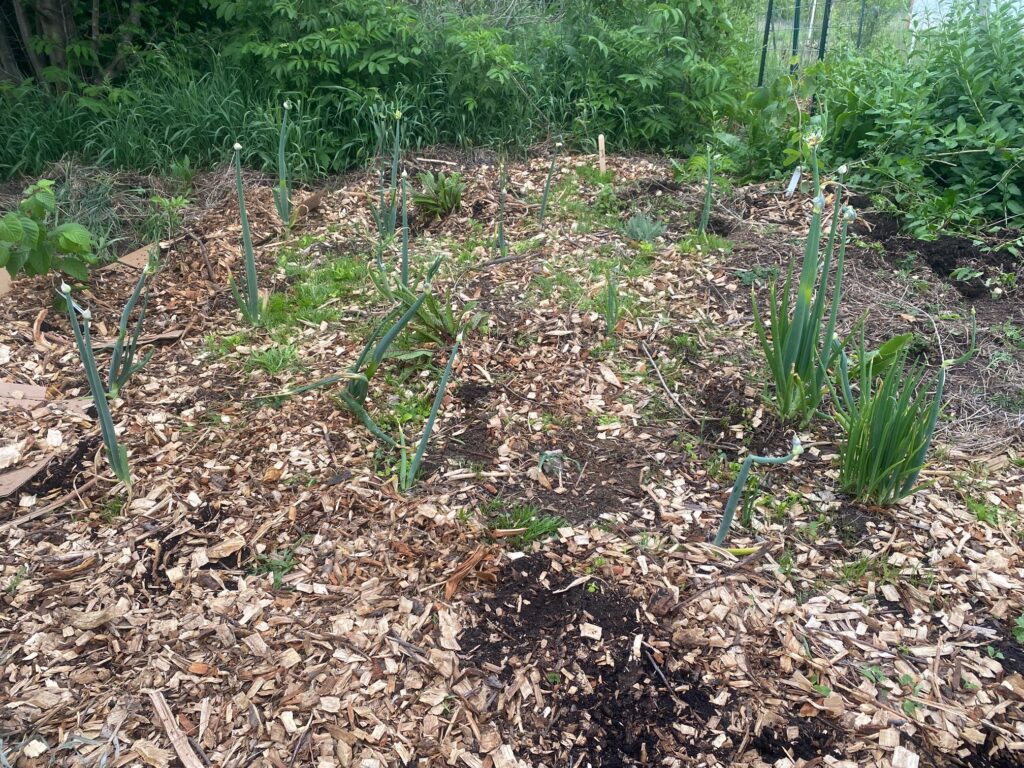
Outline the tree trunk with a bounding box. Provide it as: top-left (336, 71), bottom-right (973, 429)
top-left (11, 0), bottom-right (48, 88)
top-left (102, 0), bottom-right (141, 81)
top-left (0, 16), bottom-right (24, 82)
top-left (34, 0), bottom-right (69, 69)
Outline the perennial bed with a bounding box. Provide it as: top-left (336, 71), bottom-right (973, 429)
top-left (1, 152), bottom-right (1022, 768)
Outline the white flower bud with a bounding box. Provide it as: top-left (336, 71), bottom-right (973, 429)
top-left (812, 193), bottom-right (825, 212)
top-left (60, 282), bottom-right (71, 294)
top-left (838, 164), bottom-right (848, 175)
top-left (233, 142), bottom-right (242, 151)
top-left (81, 308), bottom-right (92, 321)
top-left (555, 142), bottom-right (563, 149)
top-left (843, 206), bottom-right (857, 222)
top-left (804, 129), bottom-right (823, 148)
top-left (283, 100), bottom-right (292, 110)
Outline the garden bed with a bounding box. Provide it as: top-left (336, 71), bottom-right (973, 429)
top-left (1, 152), bottom-right (1022, 768)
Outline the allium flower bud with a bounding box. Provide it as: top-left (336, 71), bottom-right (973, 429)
top-left (233, 142), bottom-right (242, 151)
top-left (60, 282), bottom-right (71, 294)
top-left (81, 308), bottom-right (92, 321)
top-left (838, 164), bottom-right (848, 175)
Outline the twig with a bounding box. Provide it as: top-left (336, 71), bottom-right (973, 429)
top-left (0, 478), bottom-right (98, 533)
top-left (184, 230), bottom-right (216, 281)
top-left (146, 690), bottom-right (205, 768)
top-left (642, 648), bottom-right (684, 707)
top-left (640, 341), bottom-right (696, 422)
top-left (287, 715), bottom-right (314, 768)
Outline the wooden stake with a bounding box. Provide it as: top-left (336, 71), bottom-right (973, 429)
top-left (598, 134), bottom-right (606, 174)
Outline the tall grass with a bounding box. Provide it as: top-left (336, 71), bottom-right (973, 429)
top-left (1, 0), bottom-right (747, 181)
top-left (0, 53), bottom-right (332, 179)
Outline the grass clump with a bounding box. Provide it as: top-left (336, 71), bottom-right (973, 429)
top-left (245, 345), bottom-right (301, 375)
top-left (491, 503), bottom-right (565, 546)
top-left (830, 317), bottom-right (975, 506)
top-left (414, 171), bottom-right (465, 219)
top-left (623, 213), bottom-right (665, 243)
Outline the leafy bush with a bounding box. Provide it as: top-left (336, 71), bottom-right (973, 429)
top-left (0, 1), bottom-right (746, 180)
top-left (744, 1), bottom-right (1024, 232)
top-left (0, 180), bottom-right (94, 280)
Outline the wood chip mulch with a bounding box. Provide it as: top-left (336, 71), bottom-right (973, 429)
top-left (2, 152), bottom-right (1023, 768)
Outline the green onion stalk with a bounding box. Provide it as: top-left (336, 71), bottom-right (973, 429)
top-left (273, 100), bottom-right (292, 226)
top-left (713, 437), bottom-right (803, 547)
top-left (60, 283), bottom-right (131, 486)
top-left (753, 137), bottom-right (852, 424)
top-left (230, 142), bottom-right (263, 324)
top-left (539, 140), bottom-right (562, 224)
top-left (108, 250), bottom-right (158, 398)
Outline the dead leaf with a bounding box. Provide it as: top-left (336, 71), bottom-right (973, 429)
top-left (207, 534), bottom-right (245, 559)
top-left (132, 739), bottom-right (172, 768)
top-left (445, 547), bottom-right (488, 600)
top-left (597, 362), bottom-right (621, 387)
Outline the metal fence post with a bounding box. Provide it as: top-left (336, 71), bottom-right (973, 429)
top-left (856, 0), bottom-right (867, 49)
top-left (757, 0), bottom-right (775, 87)
top-left (790, 0), bottom-right (802, 74)
top-left (817, 0), bottom-right (834, 61)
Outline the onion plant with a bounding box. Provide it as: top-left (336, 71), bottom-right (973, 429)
top-left (60, 284), bottom-right (131, 486)
top-left (496, 159), bottom-right (508, 259)
top-left (398, 333), bottom-right (462, 490)
top-left (539, 140), bottom-right (561, 223)
top-left (603, 266), bottom-right (620, 337)
top-left (830, 317), bottom-right (975, 506)
top-left (713, 437), bottom-right (803, 547)
top-left (339, 296), bottom-right (429, 447)
top-left (230, 142), bottom-right (264, 325)
top-left (753, 138), bottom-right (853, 424)
top-left (371, 182), bottom-right (483, 345)
top-left (698, 145), bottom-right (714, 235)
top-left (108, 249), bottom-right (159, 398)
top-left (400, 171), bottom-right (412, 287)
top-left (272, 101), bottom-right (292, 227)
top-left (371, 111), bottom-right (403, 242)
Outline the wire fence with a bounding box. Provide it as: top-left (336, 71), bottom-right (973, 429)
top-left (746, 1), bottom-right (939, 86)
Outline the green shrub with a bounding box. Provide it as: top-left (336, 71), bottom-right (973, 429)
top-left (0, 2), bottom-right (746, 180)
top-left (0, 181), bottom-right (94, 280)
top-left (744, 1), bottom-right (1024, 232)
